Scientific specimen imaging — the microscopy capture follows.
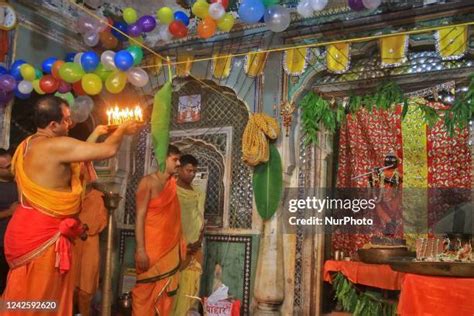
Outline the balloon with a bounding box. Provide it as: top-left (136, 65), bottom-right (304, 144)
top-left (197, 16), bottom-right (217, 39)
top-left (70, 96), bottom-right (93, 123)
top-left (0, 66), bottom-right (7, 75)
top-left (94, 63), bottom-right (112, 81)
top-left (211, 0), bottom-right (229, 10)
top-left (348, 0), bottom-right (364, 11)
top-left (81, 51), bottom-right (100, 72)
top-left (52, 60), bottom-right (65, 79)
top-left (32, 79), bottom-right (45, 95)
top-left (264, 5), bottom-right (290, 32)
top-left (127, 67), bottom-right (149, 87)
top-left (114, 50), bottom-right (134, 71)
top-left (158, 25), bottom-right (173, 42)
top-left (262, 0), bottom-right (279, 7)
top-left (127, 23), bottom-right (143, 37)
top-left (15, 89), bottom-right (30, 100)
top-left (57, 80), bottom-right (72, 93)
top-left (81, 73), bottom-right (103, 95)
top-left (238, 0), bottom-right (265, 24)
top-left (42, 57), bottom-right (58, 74)
top-left (59, 62), bottom-right (85, 83)
top-left (209, 3), bottom-right (226, 20)
top-left (94, 16), bottom-right (109, 33)
top-left (126, 45), bottom-right (144, 66)
top-left (156, 7), bottom-right (173, 25)
top-left (35, 69), bottom-right (43, 79)
top-left (174, 11), bottom-right (190, 26)
top-left (131, 36), bottom-right (144, 44)
top-left (39, 75), bottom-right (59, 93)
top-left (10, 60), bottom-right (26, 81)
top-left (362, 0), bottom-right (381, 9)
top-left (310, 0), bottom-right (327, 11)
top-left (217, 13), bottom-right (235, 32)
top-left (20, 64), bottom-right (36, 81)
top-left (138, 15), bottom-right (157, 32)
top-left (123, 7), bottom-right (138, 24)
top-left (192, 0), bottom-right (210, 19)
top-left (17, 80), bottom-right (33, 94)
top-left (72, 81), bottom-right (86, 96)
top-left (0, 74), bottom-right (17, 92)
top-left (77, 16), bottom-right (96, 33)
top-left (74, 53), bottom-right (84, 65)
top-left (101, 51), bottom-right (117, 70)
top-left (99, 31), bottom-right (118, 49)
top-left (105, 71), bottom-right (127, 94)
top-left (65, 53), bottom-right (76, 62)
top-left (83, 31), bottom-right (99, 47)
top-left (168, 20), bottom-right (188, 38)
top-left (297, 0), bottom-right (313, 18)
top-left (111, 22), bottom-right (128, 41)
top-left (55, 92), bottom-right (75, 107)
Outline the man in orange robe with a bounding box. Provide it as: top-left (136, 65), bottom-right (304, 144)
top-left (132, 145), bottom-right (186, 316)
top-left (1, 96), bottom-right (141, 315)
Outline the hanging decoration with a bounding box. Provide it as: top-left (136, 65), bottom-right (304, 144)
top-left (244, 51), bottom-right (268, 77)
top-left (435, 25), bottom-right (468, 60)
top-left (279, 100), bottom-right (296, 136)
top-left (380, 35), bottom-right (408, 68)
top-left (242, 113), bottom-right (280, 166)
top-left (212, 54), bottom-right (233, 79)
top-left (326, 43), bottom-right (350, 74)
top-left (283, 48), bottom-right (308, 76)
top-left (176, 54), bottom-right (194, 77)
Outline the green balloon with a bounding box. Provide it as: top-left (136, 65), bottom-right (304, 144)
top-left (263, 0), bottom-right (279, 6)
top-left (59, 62), bottom-right (84, 83)
top-left (94, 63), bottom-right (112, 81)
top-left (127, 45), bottom-right (144, 66)
top-left (54, 92), bottom-right (75, 107)
top-left (35, 68), bottom-right (43, 79)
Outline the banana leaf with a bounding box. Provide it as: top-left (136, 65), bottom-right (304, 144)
top-left (252, 143), bottom-right (283, 220)
top-left (151, 82), bottom-right (172, 172)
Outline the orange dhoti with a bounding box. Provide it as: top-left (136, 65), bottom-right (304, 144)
top-left (132, 178), bottom-right (185, 316)
top-left (1, 137), bottom-right (84, 316)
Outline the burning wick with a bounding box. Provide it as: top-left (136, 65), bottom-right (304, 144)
top-left (106, 105), bottom-right (143, 126)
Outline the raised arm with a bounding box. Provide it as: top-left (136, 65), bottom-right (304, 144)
top-left (135, 176), bottom-right (151, 272)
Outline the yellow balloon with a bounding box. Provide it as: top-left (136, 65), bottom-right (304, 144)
top-left (156, 7), bottom-right (174, 24)
top-left (192, 0), bottom-right (209, 19)
top-left (217, 13), bottom-right (235, 32)
top-left (20, 64), bottom-right (36, 81)
top-left (32, 79), bottom-right (45, 95)
top-left (81, 73), bottom-right (103, 95)
top-left (130, 36), bottom-right (144, 45)
top-left (105, 71), bottom-right (127, 94)
top-left (123, 7), bottom-right (138, 24)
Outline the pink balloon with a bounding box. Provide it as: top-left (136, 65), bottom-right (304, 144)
top-left (58, 80), bottom-right (72, 93)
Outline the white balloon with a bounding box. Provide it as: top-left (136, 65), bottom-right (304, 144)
top-left (297, 0), bottom-right (313, 18)
top-left (362, 0), bottom-right (382, 9)
top-left (101, 50), bottom-right (117, 70)
top-left (74, 52), bottom-right (84, 65)
top-left (264, 5), bottom-right (291, 33)
top-left (70, 96), bottom-right (93, 123)
top-left (208, 3), bottom-right (225, 20)
top-left (94, 16), bottom-right (109, 33)
top-left (127, 67), bottom-right (149, 88)
top-left (18, 80), bottom-right (33, 94)
top-left (310, 0), bottom-right (327, 11)
top-left (158, 25), bottom-right (173, 42)
top-left (83, 32), bottom-right (99, 47)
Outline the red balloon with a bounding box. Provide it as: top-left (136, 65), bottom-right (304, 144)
top-left (168, 20), bottom-right (188, 38)
top-left (72, 81), bottom-right (86, 96)
top-left (39, 75), bottom-right (59, 93)
top-left (211, 0), bottom-right (229, 9)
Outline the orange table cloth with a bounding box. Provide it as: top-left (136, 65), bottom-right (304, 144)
top-left (398, 273), bottom-right (474, 316)
top-left (323, 260), bottom-right (405, 290)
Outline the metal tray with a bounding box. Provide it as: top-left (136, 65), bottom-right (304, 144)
top-left (357, 248), bottom-right (415, 264)
top-left (388, 257), bottom-right (474, 277)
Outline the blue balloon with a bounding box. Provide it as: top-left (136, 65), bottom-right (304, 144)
top-left (42, 57), bottom-right (58, 74)
top-left (0, 66), bottom-right (7, 75)
top-left (111, 22), bottom-right (128, 41)
top-left (65, 52), bottom-right (76, 62)
top-left (174, 11), bottom-right (190, 26)
top-left (15, 88), bottom-right (30, 100)
top-left (238, 0), bottom-right (265, 24)
top-left (114, 50), bottom-right (134, 71)
top-left (9, 59), bottom-right (27, 81)
top-left (81, 51), bottom-right (100, 72)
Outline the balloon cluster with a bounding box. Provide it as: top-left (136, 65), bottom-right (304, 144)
top-left (76, 15), bottom-right (120, 49)
top-left (192, 0), bottom-right (235, 39)
top-left (237, 0), bottom-right (290, 33)
top-left (296, 0), bottom-right (328, 18)
top-left (123, 8), bottom-right (157, 40)
top-left (156, 7), bottom-right (189, 40)
top-left (349, 0), bottom-right (382, 11)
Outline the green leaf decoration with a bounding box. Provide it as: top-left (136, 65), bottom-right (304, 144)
top-left (252, 143), bottom-right (283, 220)
top-left (151, 82), bottom-right (172, 172)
